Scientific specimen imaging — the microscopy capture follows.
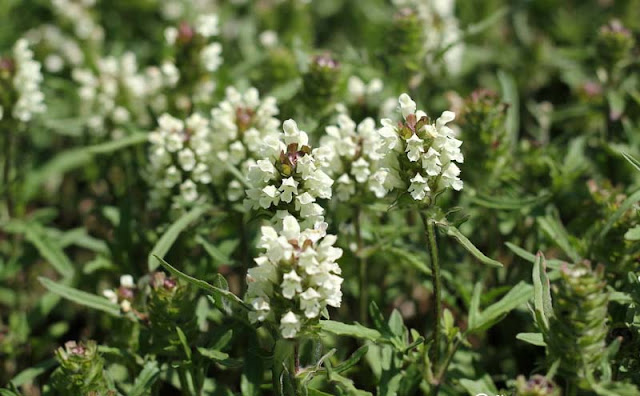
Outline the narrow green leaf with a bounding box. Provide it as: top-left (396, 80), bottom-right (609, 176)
top-left (10, 358), bottom-right (57, 387)
top-left (469, 282), bottom-right (533, 333)
top-left (532, 253), bottom-right (553, 331)
top-left (468, 282), bottom-right (482, 330)
top-left (319, 320), bottom-right (383, 343)
top-left (498, 70), bottom-right (519, 151)
top-left (176, 327), bottom-right (192, 360)
top-left (23, 133), bottom-right (147, 199)
top-left (129, 361), bottom-right (160, 396)
top-left (334, 346), bottom-right (369, 374)
top-left (442, 225), bottom-right (503, 268)
top-left (504, 242), bottom-right (565, 269)
top-left (38, 277), bottom-right (121, 317)
top-left (4, 221), bottom-right (74, 278)
top-left (198, 347), bottom-right (229, 361)
top-left (537, 216), bottom-right (581, 262)
top-left (148, 205), bottom-right (209, 271)
top-left (516, 332), bottom-right (546, 347)
top-left (598, 189), bottom-right (640, 241)
top-left (154, 255), bottom-right (250, 310)
top-left (469, 192), bottom-right (550, 210)
top-left (381, 246), bottom-right (430, 275)
top-left (621, 152), bottom-right (640, 173)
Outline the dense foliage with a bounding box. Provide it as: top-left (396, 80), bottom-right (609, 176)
top-left (1, 1), bottom-right (639, 395)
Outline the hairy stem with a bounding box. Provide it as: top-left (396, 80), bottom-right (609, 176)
top-left (3, 128), bottom-right (13, 217)
top-left (421, 213), bottom-right (442, 391)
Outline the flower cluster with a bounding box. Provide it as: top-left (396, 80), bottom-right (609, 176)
top-left (25, 24), bottom-right (84, 73)
top-left (315, 114), bottom-right (393, 201)
top-left (391, 0), bottom-right (464, 75)
top-left (72, 53), bottom-right (150, 137)
top-left (245, 119), bottom-right (333, 228)
top-left (3, 39), bottom-right (47, 123)
top-left (163, 14), bottom-right (222, 111)
top-left (51, 0), bottom-right (104, 43)
top-left (102, 274), bottom-right (136, 313)
top-left (210, 86), bottom-right (280, 201)
top-left (377, 93), bottom-right (464, 202)
top-left (147, 113), bottom-right (213, 209)
top-left (245, 216), bottom-right (343, 339)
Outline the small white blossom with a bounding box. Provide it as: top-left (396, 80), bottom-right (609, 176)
top-left (245, 216), bottom-right (343, 339)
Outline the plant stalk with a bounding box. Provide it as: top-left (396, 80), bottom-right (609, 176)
top-left (3, 128), bottom-right (13, 217)
top-left (421, 213), bottom-right (442, 386)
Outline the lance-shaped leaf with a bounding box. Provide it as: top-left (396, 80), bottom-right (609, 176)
top-left (532, 253), bottom-right (553, 331)
top-left (319, 321), bottom-right (383, 343)
top-left (148, 205), bottom-right (209, 271)
top-left (439, 224), bottom-right (503, 268)
top-left (38, 277), bottom-right (121, 317)
top-left (598, 189), bottom-right (640, 241)
top-left (537, 215), bottom-right (581, 262)
top-left (129, 361), bottom-right (160, 396)
top-left (468, 282), bottom-right (533, 333)
top-left (154, 255), bottom-right (250, 311)
top-left (516, 332), bottom-right (546, 347)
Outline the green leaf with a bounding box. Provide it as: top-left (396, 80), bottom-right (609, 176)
top-left (504, 242), bottom-right (566, 270)
top-left (154, 255), bottom-right (250, 310)
top-left (319, 320), bottom-right (383, 343)
top-left (197, 347), bottom-right (230, 361)
top-left (469, 282), bottom-right (533, 333)
top-left (441, 224), bottom-right (503, 268)
top-left (516, 332), bottom-right (546, 347)
top-left (469, 191), bottom-right (550, 210)
top-left (468, 283), bottom-right (482, 331)
top-left (599, 189), bottom-right (640, 241)
top-left (38, 277), bottom-right (121, 317)
top-left (10, 358), bottom-right (57, 387)
top-left (128, 361), bottom-right (160, 396)
top-left (532, 253), bottom-right (553, 331)
top-left (381, 246), bottom-right (430, 275)
top-left (176, 327), bottom-right (192, 361)
top-left (241, 333), bottom-right (263, 396)
top-left (334, 345), bottom-right (369, 374)
top-left (4, 221), bottom-right (74, 278)
top-left (148, 205), bottom-right (209, 271)
top-left (624, 225), bottom-right (640, 241)
top-left (196, 236), bottom-right (239, 266)
top-left (23, 133), bottom-right (147, 200)
top-left (621, 152), bottom-right (640, 173)
top-left (498, 70), bottom-right (519, 151)
top-left (537, 215), bottom-right (581, 262)
top-left (459, 374), bottom-right (498, 396)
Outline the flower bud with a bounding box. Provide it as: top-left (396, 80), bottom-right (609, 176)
top-left (596, 20), bottom-right (634, 70)
top-left (515, 375), bottom-right (560, 396)
top-left (51, 340), bottom-right (114, 394)
top-left (302, 54), bottom-right (340, 110)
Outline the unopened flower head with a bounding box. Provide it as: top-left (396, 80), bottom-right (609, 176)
top-left (102, 274), bottom-right (136, 313)
top-left (147, 113), bottom-right (214, 210)
top-left (315, 114), bottom-right (393, 201)
top-left (210, 87), bottom-right (280, 201)
top-left (245, 216), bottom-right (343, 339)
top-left (245, 119), bottom-right (334, 228)
top-left (377, 93), bottom-right (464, 203)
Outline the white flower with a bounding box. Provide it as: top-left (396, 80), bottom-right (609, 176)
top-left (103, 289), bottom-right (117, 304)
top-left (12, 39), bottom-right (46, 122)
top-left (408, 173), bottom-right (430, 200)
top-left (280, 311), bottom-right (301, 339)
top-left (195, 14), bottom-right (219, 38)
top-left (405, 134), bottom-right (424, 162)
top-left (245, 216), bottom-right (343, 339)
top-left (299, 288), bottom-right (322, 318)
top-left (281, 270), bottom-right (302, 299)
top-left (249, 297), bottom-right (271, 322)
top-left (180, 180), bottom-right (199, 202)
top-left (375, 94), bottom-right (463, 201)
top-left (279, 177), bottom-right (299, 204)
top-left (120, 275), bottom-right (135, 288)
top-left (201, 42), bottom-right (222, 72)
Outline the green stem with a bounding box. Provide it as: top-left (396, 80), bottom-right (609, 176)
top-left (273, 338), bottom-right (298, 396)
top-left (421, 213), bottom-right (442, 389)
top-left (434, 335), bottom-right (463, 394)
top-left (354, 206), bottom-right (368, 324)
top-left (3, 128), bottom-right (13, 217)
top-left (177, 367), bottom-right (191, 396)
